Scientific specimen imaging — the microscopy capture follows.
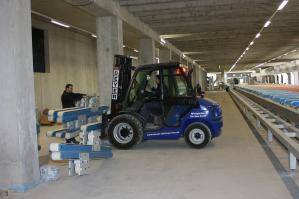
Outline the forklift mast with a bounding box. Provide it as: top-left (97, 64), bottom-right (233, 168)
top-left (110, 55), bottom-right (133, 115)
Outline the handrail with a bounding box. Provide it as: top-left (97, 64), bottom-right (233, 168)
top-left (230, 89), bottom-right (299, 170)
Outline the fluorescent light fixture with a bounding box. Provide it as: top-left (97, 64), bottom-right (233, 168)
top-left (129, 56), bottom-right (138, 60)
top-left (277, 0), bottom-right (288, 10)
top-left (51, 19), bottom-right (70, 28)
top-left (264, 20), bottom-right (271, 28)
top-left (229, 64), bottom-right (236, 72)
top-left (255, 63), bottom-right (265, 68)
top-left (256, 33), bottom-right (261, 38)
top-left (250, 41), bottom-right (254, 46)
top-left (182, 54), bottom-right (186, 58)
top-left (160, 38), bottom-right (166, 44)
top-left (123, 45), bottom-right (126, 48)
top-left (91, 34), bottom-right (97, 38)
top-left (246, 47), bottom-right (249, 51)
top-left (133, 49), bottom-right (139, 53)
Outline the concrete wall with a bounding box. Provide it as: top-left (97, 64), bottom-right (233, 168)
top-left (32, 18), bottom-right (99, 110)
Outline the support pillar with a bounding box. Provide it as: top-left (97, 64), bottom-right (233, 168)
top-left (289, 152), bottom-right (297, 170)
top-left (267, 129), bottom-right (273, 143)
top-left (274, 75), bottom-right (278, 84)
top-left (278, 74), bottom-right (282, 84)
top-left (293, 71), bottom-right (299, 85)
top-left (287, 73), bottom-right (291, 84)
top-left (96, 16), bottom-right (123, 107)
top-left (139, 38), bottom-right (155, 65)
top-left (159, 49), bottom-right (171, 63)
top-left (0, 0), bottom-right (40, 191)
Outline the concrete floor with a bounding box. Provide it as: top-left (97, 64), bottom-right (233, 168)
top-left (8, 91), bottom-right (294, 199)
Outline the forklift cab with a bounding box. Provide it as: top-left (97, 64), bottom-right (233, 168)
top-left (123, 63), bottom-right (196, 128)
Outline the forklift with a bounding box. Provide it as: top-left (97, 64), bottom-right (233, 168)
top-left (103, 55), bottom-right (223, 149)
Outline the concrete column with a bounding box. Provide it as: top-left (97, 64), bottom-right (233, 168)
top-left (96, 16), bottom-right (123, 107)
top-left (159, 49), bottom-right (171, 63)
top-left (156, 48), bottom-right (160, 63)
top-left (139, 38), bottom-right (155, 65)
top-left (274, 75), bottom-right (279, 84)
top-left (287, 73), bottom-right (291, 84)
top-left (278, 74), bottom-right (282, 84)
top-left (201, 69), bottom-right (207, 91)
top-left (293, 72), bottom-right (299, 85)
top-left (0, 0), bottom-right (40, 191)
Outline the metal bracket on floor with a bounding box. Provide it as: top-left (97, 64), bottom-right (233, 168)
top-left (0, 189), bottom-right (8, 198)
top-left (68, 153), bottom-right (90, 176)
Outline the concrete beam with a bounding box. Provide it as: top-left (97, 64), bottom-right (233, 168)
top-left (122, 0), bottom-right (277, 12)
top-left (0, 0), bottom-right (40, 192)
top-left (76, 0), bottom-right (202, 70)
top-left (130, 5), bottom-right (269, 17)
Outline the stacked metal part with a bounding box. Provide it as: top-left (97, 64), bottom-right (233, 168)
top-left (47, 99), bottom-right (112, 176)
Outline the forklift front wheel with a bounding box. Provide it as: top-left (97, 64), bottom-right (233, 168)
top-left (184, 123), bottom-right (211, 149)
top-left (107, 114), bottom-right (143, 149)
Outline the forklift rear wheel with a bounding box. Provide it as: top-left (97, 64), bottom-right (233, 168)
top-left (107, 114), bottom-right (143, 149)
top-left (184, 123), bottom-right (211, 149)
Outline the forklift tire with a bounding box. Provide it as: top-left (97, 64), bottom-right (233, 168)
top-left (107, 114), bottom-right (143, 149)
top-left (184, 123), bottom-right (211, 149)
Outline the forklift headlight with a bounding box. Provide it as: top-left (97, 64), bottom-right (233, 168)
top-left (212, 106), bottom-right (222, 118)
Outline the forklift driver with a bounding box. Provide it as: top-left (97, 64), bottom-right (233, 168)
top-left (151, 75), bottom-right (162, 97)
top-left (140, 75), bottom-right (164, 124)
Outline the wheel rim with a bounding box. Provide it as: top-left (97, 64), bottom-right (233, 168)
top-left (113, 123), bottom-right (134, 144)
top-left (189, 128), bottom-right (205, 145)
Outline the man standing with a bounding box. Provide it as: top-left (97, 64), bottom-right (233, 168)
top-left (61, 84), bottom-right (85, 143)
top-left (61, 84), bottom-right (85, 108)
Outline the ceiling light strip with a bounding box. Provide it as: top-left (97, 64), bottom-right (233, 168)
top-left (250, 48), bottom-right (297, 70)
top-left (228, 0), bottom-right (290, 72)
top-left (32, 10), bottom-right (97, 39)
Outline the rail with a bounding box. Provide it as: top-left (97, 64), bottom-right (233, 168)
top-left (230, 89), bottom-right (299, 170)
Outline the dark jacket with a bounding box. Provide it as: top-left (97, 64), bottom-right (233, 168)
top-left (61, 91), bottom-right (84, 108)
top-left (152, 83), bottom-right (168, 98)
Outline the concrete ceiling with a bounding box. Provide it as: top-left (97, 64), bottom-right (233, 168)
top-left (31, 0), bottom-right (146, 53)
top-left (118, 0), bottom-right (299, 72)
top-left (31, 0), bottom-right (299, 72)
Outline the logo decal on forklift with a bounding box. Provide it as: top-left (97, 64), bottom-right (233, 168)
top-left (190, 111), bottom-right (208, 118)
top-left (112, 69), bottom-right (120, 100)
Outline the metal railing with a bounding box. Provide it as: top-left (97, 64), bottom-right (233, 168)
top-left (230, 89), bottom-right (299, 170)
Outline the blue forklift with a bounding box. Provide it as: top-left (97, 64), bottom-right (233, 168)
top-left (104, 55), bottom-right (222, 149)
